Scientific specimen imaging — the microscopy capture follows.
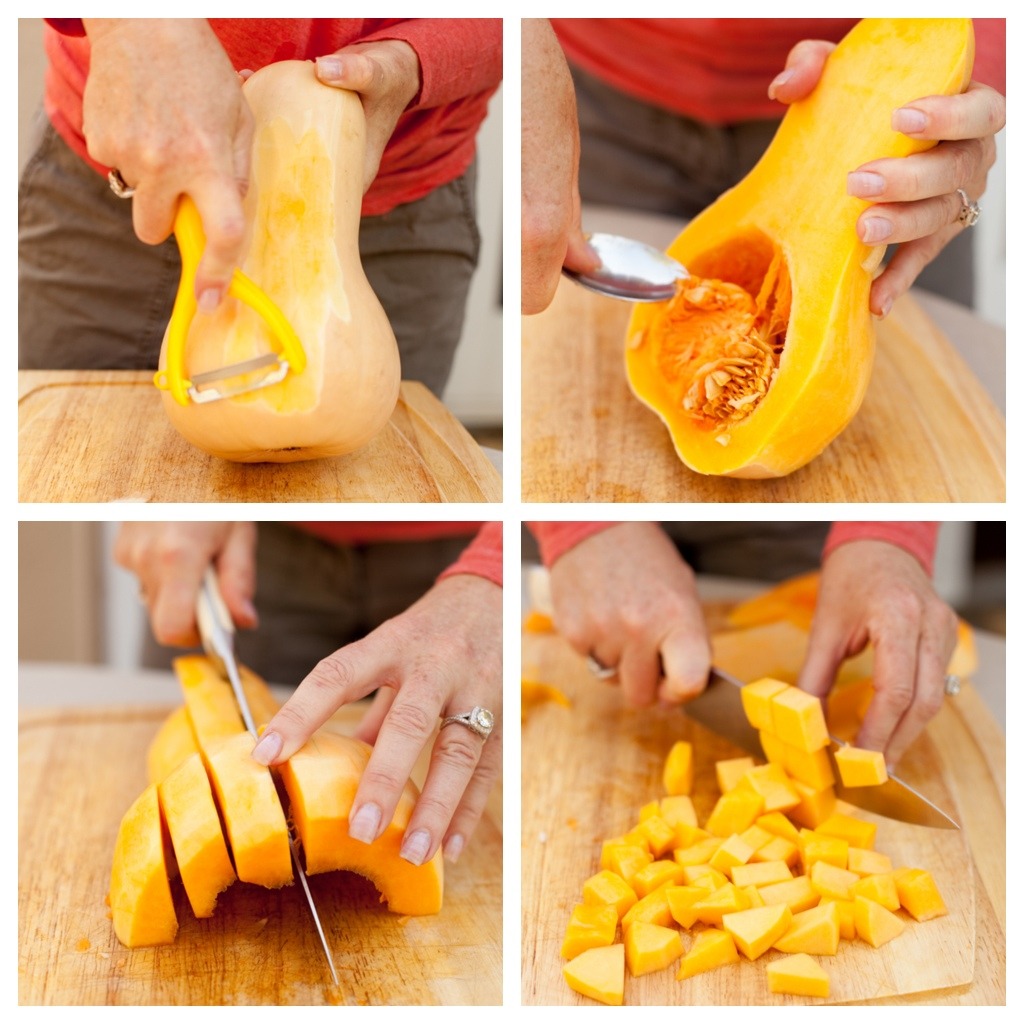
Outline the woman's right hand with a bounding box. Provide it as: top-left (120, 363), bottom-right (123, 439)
top-left (114, 522), bottom-right (258, 646)
top-left (82, 18), bottom-right (253, 311)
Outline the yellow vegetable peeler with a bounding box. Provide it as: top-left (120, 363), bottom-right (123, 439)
top-left (154, 195), bottom-right (306, 406)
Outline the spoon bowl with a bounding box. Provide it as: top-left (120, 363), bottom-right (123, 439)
top-left (562, 232), bottom-right (688, 302)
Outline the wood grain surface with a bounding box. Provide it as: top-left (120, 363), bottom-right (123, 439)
top-left (521, 628), bottom-right (1005, 1006)
top-left (521, 280), bottom-right (1005, 502)
top-left (19, 703), bottom-right (502, 1006)
top-left (18, 372), bottom-right (501, 503)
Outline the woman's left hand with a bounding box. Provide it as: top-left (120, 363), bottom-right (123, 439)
top-left (251, 575), bottom-right (502, 866)
top-left (797, 540), bottom-right (958, 766)
top-left (770, 39), bottom-right (1005, 318)
top-left (314, 40), bottom-right (422, 192)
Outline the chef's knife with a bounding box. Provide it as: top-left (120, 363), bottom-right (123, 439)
top-left (196, 568), bottom-right (340, 986)
top-left (684, 667), bottom-right (959, 830)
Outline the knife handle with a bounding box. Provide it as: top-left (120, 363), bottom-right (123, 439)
top-left (197, 567), bottom-right (235, 640)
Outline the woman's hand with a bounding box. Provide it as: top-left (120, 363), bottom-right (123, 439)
top-left (314, 40), bottom-right (422, 192)
top-left (521, 19), bottom-right (599, 315)
top-left (251, 575), bottom-right (502, 866)
top-left (548, 523), bottom-right (711, 706)
top-left (798, 540), bottom-right (958, 765)
top-left (113, 522), bottom-right (258, 646)
top-left (82, 19), bottom-right (252, 311)
top-left (770, 38), bottom-right (1005, 318)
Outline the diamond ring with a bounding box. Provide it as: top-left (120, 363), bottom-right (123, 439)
top-left (107, 168), bottom-right (136, 199)
top-left (955, 188), bottom-right (980, 228)
top-left (586, 655), bottom-right (618, 680)
top-left (440, 706), bottom-right (495, 740)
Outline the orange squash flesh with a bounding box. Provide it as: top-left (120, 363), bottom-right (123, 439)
top-left (626, 19), bottom-right (975, 478)
top-left (278, 730), bottom-right (444, 915)
top-left (158, 752), bottom-right (237, 918)
top-left (109, 784), bottom-right (179, 947)
top-left (147, 704), bottom-right (200, 785)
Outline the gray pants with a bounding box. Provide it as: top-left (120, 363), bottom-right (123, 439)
top-left (143, 523), bottom-right (473, 686)
top-left (18, 113), bottom-right (480, 397)
top-left (571, 65), bottom-right (974, 306)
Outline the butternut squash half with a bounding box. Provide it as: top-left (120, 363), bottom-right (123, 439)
top-left (626, 19), bottom-right (974, 477)
top-left (160, 60), bottom-right (401, 462)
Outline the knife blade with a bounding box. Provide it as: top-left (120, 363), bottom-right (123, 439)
top-left (196, 568), bottom-right (341, 986)
top-left (683, 668), bottom-right (959, 830)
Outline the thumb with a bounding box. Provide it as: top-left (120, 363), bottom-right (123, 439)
top-left (563, 229), bottom-right (601, 274)
top-left (315, 52), bottom-right (379, 94)
top-left (657, 623), bottom-right (712, 704)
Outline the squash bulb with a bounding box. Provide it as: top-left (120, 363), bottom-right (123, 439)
top-left (159, 61), bottom-right (401, 463)
top-left (626, 19), bottom-right (975, 478)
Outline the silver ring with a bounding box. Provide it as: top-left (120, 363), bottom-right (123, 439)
top-left (586, 654), bottom-right (617, 680)
top-left (107, 168), bottom-right (136, 199)
top-left (955, 188), bottom-right (980, 228)
top-left (440, 706), bottom-right (495, 740)
top-left (944, 674), bottom-right (961, 697)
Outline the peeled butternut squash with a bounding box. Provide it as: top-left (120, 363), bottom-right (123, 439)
top-left (626, 19), bottom-right (974, 477)
top-left (160, 60), bottom-right (400, 462)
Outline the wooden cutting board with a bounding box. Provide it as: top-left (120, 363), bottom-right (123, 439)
top-left (19, 703), bottom-right (502, 1005)
top-left (521, 281), bottom-right (1005, 501)
top-left (521, 628), bottom-right (1004, 1005)
top-left (18, 372), bottom-right (501, 503)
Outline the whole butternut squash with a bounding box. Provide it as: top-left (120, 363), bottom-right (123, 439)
top-left (625, 19), bottom-right (975, 478)
top-left (159, 60), bottom-right (400, 462)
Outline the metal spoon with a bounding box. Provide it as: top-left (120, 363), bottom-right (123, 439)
top-left (561, 232), bottom-right (688, 302)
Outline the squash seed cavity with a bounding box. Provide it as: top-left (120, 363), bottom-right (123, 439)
top-left (641, 240), bottom-right (791, 433)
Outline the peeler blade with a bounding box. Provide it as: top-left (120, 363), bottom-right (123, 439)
top-left (187, 353), bottom-right (291, 403)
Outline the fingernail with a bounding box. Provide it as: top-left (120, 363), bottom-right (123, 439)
top-left (892, 107), bottom-right (927, 134)
top-left (871, 296), bottom-right (894, 321)
top-left (444, 834), bottom-right (465, 863)
top-left (316, 56), bottom-right (342, 80)
top-left (198, 288), bottom-right (222, 313)
top-left (767, 68), bottom-right (794, 99)
top-left (349, 803), bottom-right (382, 844)
top-left (860, 216), bottom-right (893, 244)
top-left (400, 829), bottom-right (432, 866)
top-left (847, 170), bottom-right (885, 197)
top-left (250, 730), bottom-right (281, 766)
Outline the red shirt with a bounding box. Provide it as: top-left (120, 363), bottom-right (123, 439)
top-left (530, 522), bottom-right (939, 577)
top-left (43, 19), bottom-right (502, 216)
top-left (552, 19), bottom-right (1005, 124)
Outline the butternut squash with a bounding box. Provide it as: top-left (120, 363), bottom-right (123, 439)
top-left (625, 20), bottom-right (974, 477)
top-left (160, 60), bottom-right (400, 462)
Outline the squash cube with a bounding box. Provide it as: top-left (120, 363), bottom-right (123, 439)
top-left (834, 745), bottom-right (889, 787)
top-left (709, 833), bottom-right (756, 874)
top-left (564, 944), bottom-right (625, 1006)
top-left (756, 812), bottom-right (801, 844)
top-left (582, 869), bottom-right (638, 920)
top-left (722, 903), bottom-right (793, 960)
top-left (663, 740), bottom-right (694, 795)
top-left (673, 836), bottom-right (723, 867)
top-left (624, 922), bottom-right (684, 976)
top-left (809, 860), bottom-right (859, 901)
top-left (680, 864), bottom-right (729, 890)
top-left (606, 843), bottom-right (654, 883)
top-left (691, 884), bottom-right (752, 927)
top-left (677, 927), bottom-right (740, 978)
top-left (666, 885), bottom-right (708, 929)
top-left (767, 953), bottom-right (830, 998)
top-left (636, 814), bottom-right (676, 857)
top-left (561, 903), bottom-right (618, 959)
top-left (893, 868), bottom-right (947, 922)
top-left (759, 875), bottom-right (820, 914)
top-left (738, 824), bottom-right (775, 853)
top-left (799, 830), bottom-right (848, 873)
top-left (758, 730), bottom-right (789, 766)
top-left (621, 887), bottom-right (674, 930)
top-left (731, 860), bottom-right (793, 889)
top-left (705, 789), bottom-right (764, 837)
top-left (788, 779), bottom-right (836, 829)
top-left (770, 687), bottom-right (829, 752)
top-left (847, 848), bottom-right (892, 877)
top-left (741, 678), bottom-right (790, 730)
top-left (660, 795), bottom-right (698, 829)
top-left (815, 812), bottom-right (876, 850)
top-left (819, 897), bottom-right (856, 940)
top-left (753, 835), bottom-right (800, 869)
top-left (849, 873), bottom-right (900, 912)
top-left (716, 757), bottom-right (756, 793)
top-left (737, 763), bottom-right (800, 813)
top-left (779, 740), bottom-right (836, 790)
top-left (853, 894), bottom-right (905, 947)
top-left (638, 799), bottom-right (661, 822)
top-left (631, 859), bottom-right (687, 898)
top-left (773, 902), bottom-right (841, 955)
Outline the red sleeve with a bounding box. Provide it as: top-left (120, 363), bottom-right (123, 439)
top-left (527, 522), bottom-right (622, 567)
top-left (972, 19), bottom-right (1005, 95)
top-left (359, 18), bottom-right (502, 108)
top-left (437, 522), bottom-right (502, 588)
top-left (822, 523), bottom-right (939, 576)
top-left (44, 19), bottom-right (86, 36)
